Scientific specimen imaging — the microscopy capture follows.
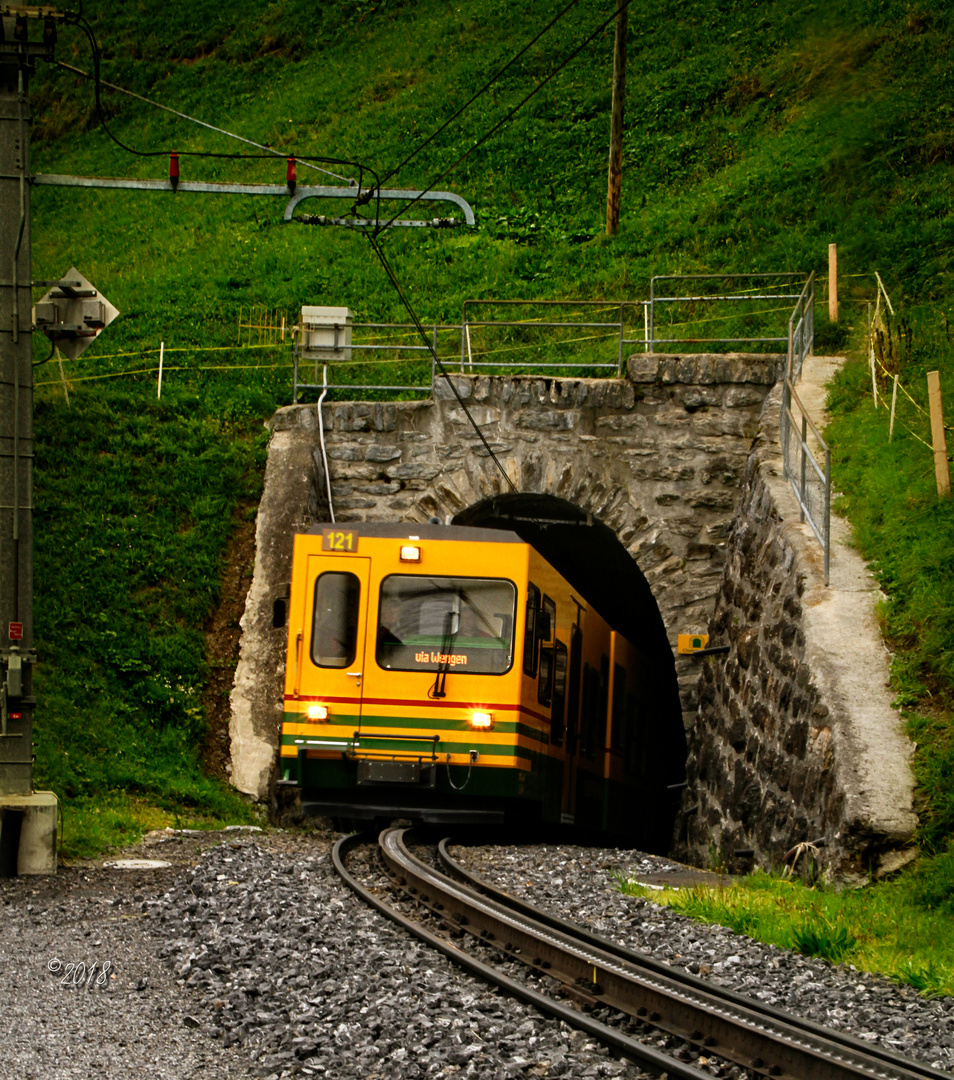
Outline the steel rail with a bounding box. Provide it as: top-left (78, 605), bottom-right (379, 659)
top-left (331, 831), bottom-right (712, 1080)
top-left (373, 831), bottom-right (943, 1080)
top-left (437, 840), bottom-right (947, 1080)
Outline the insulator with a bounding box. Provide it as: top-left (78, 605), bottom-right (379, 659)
top-left (44, 16), bottom-right (57, 48)
top-left (169, 152), bottom-right (180, 192)
top-left (286, 157), bottom-right (297, 193)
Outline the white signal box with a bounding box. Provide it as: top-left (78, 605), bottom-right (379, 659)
top-left (33, 266), bottom-right (119, 361)
top-left (298, 306), bottom-right (352, 364)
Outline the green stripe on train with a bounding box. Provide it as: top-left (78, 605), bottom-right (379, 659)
top-left (282, 710), bottom-right (549, 746)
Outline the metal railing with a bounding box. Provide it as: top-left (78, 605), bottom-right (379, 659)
top-left (293, 322), bottom-right (454, 400)
top-left (781, 273), bottom-right (830, 584)
top-left (459, 299), bottom-right (648, 377)
top-left (293, 302), bottom-right (652, 399)
top-left (648, 273), bottom-right (807, 352)
top-left (787, 273), bottom-right (815, 380)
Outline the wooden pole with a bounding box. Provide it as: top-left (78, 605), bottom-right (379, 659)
top-left (828, 243), bottom-right (838, 322)
top-left (871, 347), bottom-right (879, 408)
top-left (928, 370), bottom-right (951, 498)
top-left (889, 374), bottom-right (898, 441)
top-left (605, 0), bottom-right (627, 236)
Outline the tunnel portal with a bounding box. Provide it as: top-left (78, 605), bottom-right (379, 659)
top-left (229, 361), bottom-right (780, 848)
top-left (455, 493), bottom-right (688, 850)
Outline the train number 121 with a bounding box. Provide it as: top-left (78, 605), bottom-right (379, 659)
top-left (321, 529), bottom-right (357, 552)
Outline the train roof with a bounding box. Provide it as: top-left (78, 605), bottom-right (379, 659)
top-left (304, 521), bottom-right (524, 545)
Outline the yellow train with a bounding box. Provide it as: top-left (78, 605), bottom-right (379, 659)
top-left (278, 522), bottom-right (675, 842)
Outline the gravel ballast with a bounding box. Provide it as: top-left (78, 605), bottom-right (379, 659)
top-left (450, 844), bottom-right (954, 1075)
top-left (3, 830), bottom-right (952, 1078)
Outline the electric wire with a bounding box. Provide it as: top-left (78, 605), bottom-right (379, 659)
top-left (53, 59), bottom-right (357, 186)
top-left (52, 8), bottom-right (601, 489)
top-left (33, 337), bottom-right (56, 367)
top-left (378, 0), bottom-right (582, 188)
top-left (375, 0), bottom-right (634, 234)
top-left (59, 13), bottom-right (381, 221)
top-left (316, 365), bottom-right (336, 523)
top-left (364, 231), bottom-right (518, 494)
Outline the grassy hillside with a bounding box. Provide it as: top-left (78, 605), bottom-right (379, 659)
top-left (23, 0), bottom-right (954, 862)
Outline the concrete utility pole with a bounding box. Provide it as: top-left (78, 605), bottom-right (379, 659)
top-left (0, 9), bottom-right (57, 874)
top-left (605, 0), bottom-right (627, 236)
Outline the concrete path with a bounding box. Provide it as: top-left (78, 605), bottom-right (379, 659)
top-left (770, 354), bottom-right (917, 877)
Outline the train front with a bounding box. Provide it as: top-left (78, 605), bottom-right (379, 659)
top-left (278, 524), bottom-right (539, 826)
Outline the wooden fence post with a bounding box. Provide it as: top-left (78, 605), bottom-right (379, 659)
top-left (828, 243), bottom-right (838, 323)
top-left (889, 374), bottom-right (898, 441)
top-left (928, 370), bottom-right (951, 498)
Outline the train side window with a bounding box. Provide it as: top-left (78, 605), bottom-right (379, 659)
top-left (523, 583), bottom-right (541, 677)
top-left (538, 647), bottom-right (554, 707)
top-left (566, 625), bottom-right (583, 751)
top-left (611, 664), bottom-right (626, 752)
top-left (550, 640), bottom-right (568, 746)
top-left (311, 572), bottom-right (361, 668)
top-left (537, 595), bottom-right (557, 705)
top-left (540, 595), bottom-right (555, 643)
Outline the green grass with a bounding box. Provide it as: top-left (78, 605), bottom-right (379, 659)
top-left (613, 291), bottom-right (954, 995)
top-left (20, 0), bottom-right (954, 861)
top-left (32, 385), bottom-right (268, 856)
top-left (615, 868), bottom-right (954, 996)
top-left (824, 306), bottom-right (954, 854)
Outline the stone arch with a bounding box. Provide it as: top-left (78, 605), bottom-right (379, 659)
top-left (230, 365), bottom-right (776, 811)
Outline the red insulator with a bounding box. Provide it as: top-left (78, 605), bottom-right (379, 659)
top-left (286, 157), bottom-right (297, 193)
top-left (169, 152), bottom-right (180, 191)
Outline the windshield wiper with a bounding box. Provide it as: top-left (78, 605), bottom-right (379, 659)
top-left (429, 603), bottom-right (459, 700)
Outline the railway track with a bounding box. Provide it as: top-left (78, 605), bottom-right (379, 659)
top-left (334, 828), bottom-right (951, 1080)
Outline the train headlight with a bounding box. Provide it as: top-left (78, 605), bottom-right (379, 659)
top-left (470, 711), bottom-right (493, 730)
top-left (307, 704), bottom-right (329, 721)
top-left (400, 545), bottom-right (421, 562)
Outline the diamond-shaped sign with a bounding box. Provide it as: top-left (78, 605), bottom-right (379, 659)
top-left (33, 266), bottom-right (119, 361)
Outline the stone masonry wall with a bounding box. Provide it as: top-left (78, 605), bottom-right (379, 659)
top-left (229, 357), bottom-right (779, 801)
top-left (230, 358), bottom-right (917, 882)
top-left (676, 437), bottom-right (837, 869)
top-left (674, 385), bottom-right (917, 882)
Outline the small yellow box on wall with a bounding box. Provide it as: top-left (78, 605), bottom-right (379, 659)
top-left (678, 633), bottom-right (709, 654)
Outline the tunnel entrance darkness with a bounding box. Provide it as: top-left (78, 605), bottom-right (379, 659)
top-left (454, 493), bottom-right (687, 852)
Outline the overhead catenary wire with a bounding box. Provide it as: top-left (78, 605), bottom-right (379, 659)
top-left (59, 12), bottom-right (381, 221)
top-left (53, 59), bottom-right (357, 186)
top-left (364, 231), bottom-right (517, 494)
top-left (378, 0), bottom-right (582, 188)
top-left (376, 0), bottom-right (635, 233)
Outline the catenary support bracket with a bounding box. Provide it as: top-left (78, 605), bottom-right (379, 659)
top-left (32, 174), bottom-right (475, 227)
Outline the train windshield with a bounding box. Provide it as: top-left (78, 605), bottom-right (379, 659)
top-left (376, 575), bottom-right (515, 675)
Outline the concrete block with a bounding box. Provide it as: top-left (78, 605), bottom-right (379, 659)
top-left (0, 792), bottom-right (58, 875)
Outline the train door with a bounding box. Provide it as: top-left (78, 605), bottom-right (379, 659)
top-left (297, 555), bottom-right (371, 730)
top-left (561, 617), bottom-right (584, 822)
